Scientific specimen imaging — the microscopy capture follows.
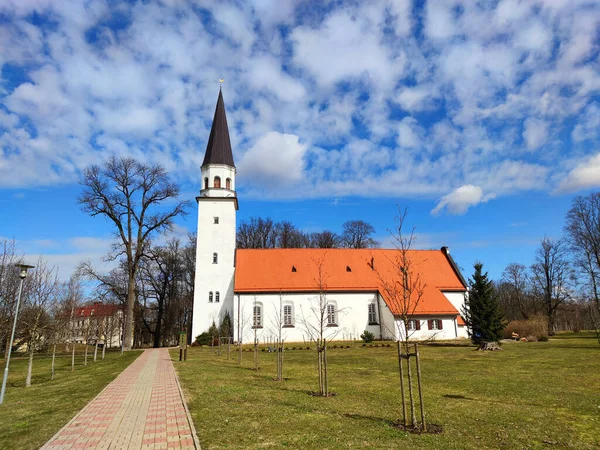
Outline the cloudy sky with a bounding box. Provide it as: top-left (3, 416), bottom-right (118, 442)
top-left (1, 0), bottom-right (600, 281)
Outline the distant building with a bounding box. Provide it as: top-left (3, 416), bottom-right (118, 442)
top-left (192, 90), bottom-right (468, 343)
top-left (72, 302), bottom-right (123, 348)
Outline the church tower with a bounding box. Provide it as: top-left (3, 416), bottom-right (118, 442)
top-left (192, 88), bottom-right (237, 339)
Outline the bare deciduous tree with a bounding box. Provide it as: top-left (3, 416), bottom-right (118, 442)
top-left (299, 257), bottom-right (342, 397)
top-left (375, 208), bottom-right (427, 430)
top-left (565, 193), bottom-right (600, 343)
top-left (0, 240), bottom-right (22, 358)
top-left (530, 237), bottom-right (575, 336)
top-left (78, 156), bottom-right (188, 350)
top-left (501, 263), bottom-right (535, 320)
top-left (20, 257), bottom-right (61, 387)
top-left (341, 220), bottom-right (379, 249)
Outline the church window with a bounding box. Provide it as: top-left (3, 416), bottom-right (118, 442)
top-left (428, 319), bottom-right (442, 330)
top-left (368, 303), bottom-right (378, 325)
top-left (204, 177), bottom-right (208, 189)
top-left (253, 303), bottom-right (263, 328)
top-left (326, 303), bottom-right (337, 326)
top-left (214, 217), bottom-right (219, 224)
top-left (214, 176), bottom-right (221, 188)
top-left (213, 253), bottom-right (218, 264)
top-left (208, 291), bottom-right (213, 303)
top-left (283, 303), bottom-right (294, 326)
top-left (215, 292), bottom-right (220, 303)
top-left (407, 319), bottom-right (421, 331)
top-left (226, 178), bottom-right (231, 189)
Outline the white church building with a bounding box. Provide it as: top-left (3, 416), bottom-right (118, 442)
top-left (192, 90), bottom-right (469, 344)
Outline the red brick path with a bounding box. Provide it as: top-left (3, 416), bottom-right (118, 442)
top-left (42, 349), bottom-right (199, 450)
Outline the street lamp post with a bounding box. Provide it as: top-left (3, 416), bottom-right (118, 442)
top-left (0, 263), bottom-right (34, 405)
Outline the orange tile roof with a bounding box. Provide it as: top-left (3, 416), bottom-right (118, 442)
top-left (457, 315), bottom-right (466, 326)
top-left (234, 248), bottom-right (466, 316)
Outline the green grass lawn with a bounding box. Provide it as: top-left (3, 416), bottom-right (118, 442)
top-left (173, 333), bottom-right (600, 449)
top-left (0, 346), bottom-right (141, 450)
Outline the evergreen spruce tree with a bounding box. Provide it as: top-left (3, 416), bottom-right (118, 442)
top-left (220, 311), bottom-right (233, 338)
top-left (462, 262), bottom-right (505, 346)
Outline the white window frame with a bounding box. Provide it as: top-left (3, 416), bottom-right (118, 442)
top-left (253, 303), bottom-right (263, 328)
top-left (214, 217), bottom-right (219, 224)
top-left (208, 291), bottom-right (213, 303)
top-left (430, 319), bottom-right (441, 330)
top-left (407, 319), bottom-right (418, 331)
top-left (213, 252), bottom-right (218, 264)
top-left (368, 303), bottom-right (377, 324)
top-left (326, 302), bottom-right (337, 326)
top-left (215, 291), bottom-right (220, 303)
top-left (283, 303), bottom-right (294, 327)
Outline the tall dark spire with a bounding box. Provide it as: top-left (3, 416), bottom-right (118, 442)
top-left (202, 88), bottom-right (235, 168)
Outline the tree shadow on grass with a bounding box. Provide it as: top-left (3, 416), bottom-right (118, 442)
top-left (443, 393), bottom-right (541, 407)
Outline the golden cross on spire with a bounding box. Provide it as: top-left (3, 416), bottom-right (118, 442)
top-left (219, 78), bottom-right (225, 87)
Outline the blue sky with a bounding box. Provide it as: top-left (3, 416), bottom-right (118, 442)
top-left (1, 0), bottom-right (600, 282)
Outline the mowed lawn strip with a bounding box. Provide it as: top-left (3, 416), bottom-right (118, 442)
top-left (0, 348), bottom-right (142, 450)
top-left (173, 333), bottom-right (600, 450)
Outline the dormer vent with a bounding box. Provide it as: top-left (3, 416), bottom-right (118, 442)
top-left (292, 266), bottom-right (297, 272)
top-left (346, 266), bottom-right (352, 272)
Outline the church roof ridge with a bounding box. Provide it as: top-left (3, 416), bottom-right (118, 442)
top-left (202, 88), bottom-right (235, 168)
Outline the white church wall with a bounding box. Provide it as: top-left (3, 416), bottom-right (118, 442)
top-left (393, 316), bottom-right (463, 341)
top-left (235, 292), bottom-right (388, 344)
top-left (443, 290), bottom-right (469, 339)
top-left (192, 198), bottom-right (236, 339)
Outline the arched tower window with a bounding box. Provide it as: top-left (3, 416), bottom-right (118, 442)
top-left (214, 176), bottom-right (221, 188)
top-left (208, 291), bottom-right (213, 303)
top-left (215, 291), bottom-right (220, 303)
top-left (226, 178), bottom-right (231, 189)
top-left (213, 252), bottom-right (218, 264)
top-left (204, 177), bottom-right (208, 189)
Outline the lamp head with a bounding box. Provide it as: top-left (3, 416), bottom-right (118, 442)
top-left (16, 264), bottom-right (35, 279)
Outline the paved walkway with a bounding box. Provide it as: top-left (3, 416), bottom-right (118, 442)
top-left (42, 349), bottom-right (199, 450)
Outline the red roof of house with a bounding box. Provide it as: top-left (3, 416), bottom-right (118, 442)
top-left (234, 248), bottom-right (466, 316)
top-left (76, 303), bottom-right (121, 318)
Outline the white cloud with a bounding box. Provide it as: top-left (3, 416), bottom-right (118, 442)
top-left (431, 185), bottom-right (495, 216)
top-left (523, 118), bottom-right (549, 150)
top-left (237, 132), bottom-right (308, 188)
top-left (558, 153), bottom-right (600, 192)
top-left (0, 0), bottom-right (600, 207)
top-left (291, 11), bottom-right (400, 87)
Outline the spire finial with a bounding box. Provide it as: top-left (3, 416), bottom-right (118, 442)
top-left (219, 78), bottom-right (224, 88)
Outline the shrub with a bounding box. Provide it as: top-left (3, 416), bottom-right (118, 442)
top-left (195, 332), bottom-right (212, 346)
top-left (539, 335), bottom-right (549, 342)
top-left (504, 315), bottom-right (548, 341)
top-left (360, 330), bottom-right (375, 343)
top-left (526, 335), bottom-right (538, 342)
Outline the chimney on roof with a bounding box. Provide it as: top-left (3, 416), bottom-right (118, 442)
top-left (441, 246), bottom-right (449, 255)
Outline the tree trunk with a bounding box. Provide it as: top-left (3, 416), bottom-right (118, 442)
top-left (84, 344), bottom-right (88, 366)
top-left (153, 302), bottom-right (163, 348)
top-left (94, 341), bottom-right (99, 362)
top-left (102, 342), bottom-right (106, 360)
top-left (25, 343), bottom-right (34, 387)
top-left (51, 344), bottom-right (56, 380)
top-left (124, 273), bottom-right (135, 351)
top-left (397, 341), bottom-right (407, 426)
top-left (406, 346), bottom-right (417, 428)
top-left (323, 343), bottom-right (328, 397)
top-left (71, 343), bottom-right (75, 371)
